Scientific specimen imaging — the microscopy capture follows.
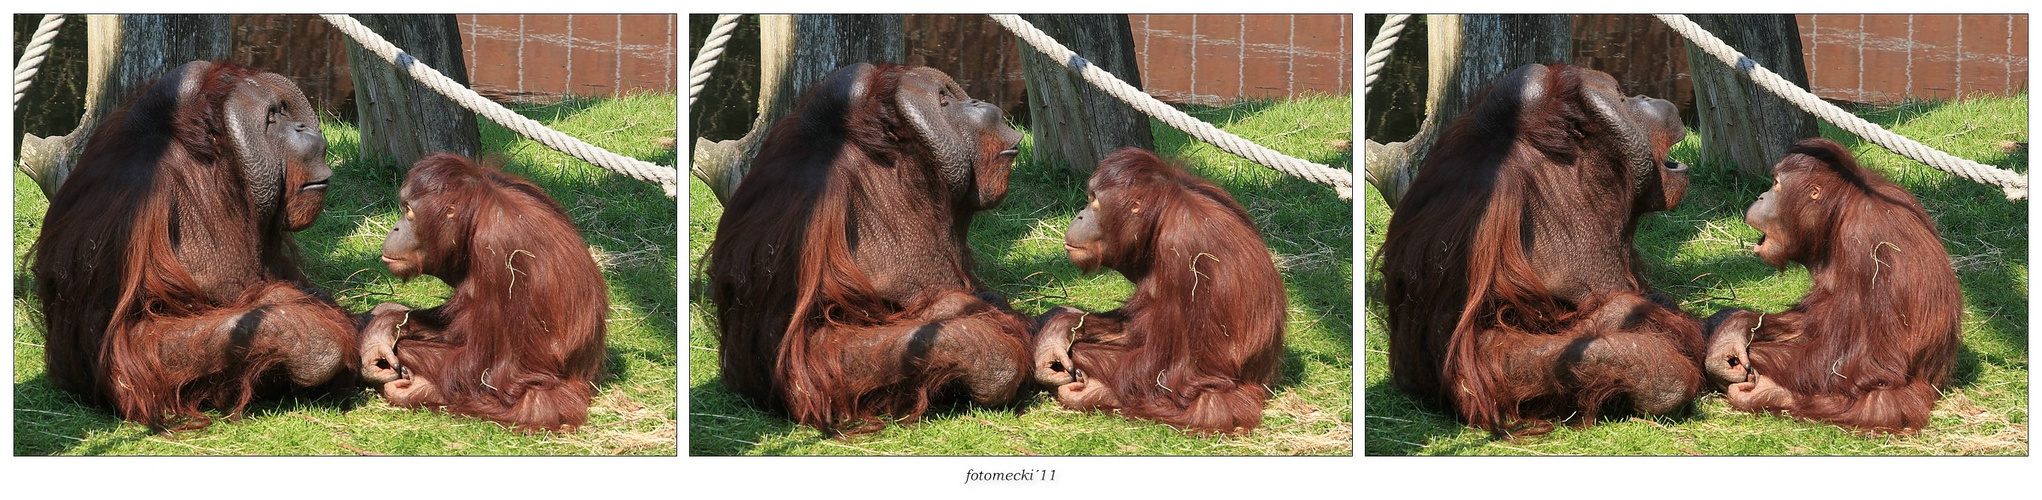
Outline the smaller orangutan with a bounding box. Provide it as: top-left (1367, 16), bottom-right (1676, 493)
top-left (1032, 148), bottom-right (1286, 434)
top-left (1703, 138), bottom-right (1962, 432)
top-left (357, 154), bottom-right (608, 432)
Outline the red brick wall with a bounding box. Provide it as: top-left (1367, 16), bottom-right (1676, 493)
top-left (1133, 14), bottom-right (1352, 105)
top-left (906, 14), bottom-right (1353, 113)
top-left (1799, 14), bottom-right (2029, 103)
top-left (1573, 14), bottom-right (2028, 107)
top-left (231, 14), bottom-right (676, 110)
top-left (459, 14), bottom-right (676, 102)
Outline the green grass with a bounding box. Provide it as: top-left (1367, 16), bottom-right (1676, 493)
top-left (1362, 94), bottom-right (2029, 455)
top-left (13, 94), bottom-right (680, 455)
top-left (688, 96), bottom-right (1354, 455)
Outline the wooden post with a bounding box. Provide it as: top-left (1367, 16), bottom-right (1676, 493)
top-left (1016, 14), bottom-right (1154, 175)
top-left (343, 14), bottom-right (481, 172)
top-left (1682, 15), bottom-right (1819, 176)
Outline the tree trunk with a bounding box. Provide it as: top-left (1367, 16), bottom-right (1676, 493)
top-left (690, 14), bottom-right (903, 204)
top-left (343, 14), bottom-right (480, 171)
top-left (1016, 14), bottom-right (1153, 175)
top-left (1683, 15), bottom-right (1818, 176)
top-left (1362, 14), bottom-right (1571, 209)
top-left (17, 14), bottom-right (231, 197)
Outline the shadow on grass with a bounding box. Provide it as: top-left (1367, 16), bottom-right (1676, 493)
top-left (508, 96), bottom-right (636, 134)
top-left (685, 381), bottom-right (798, 455)
top-left (1361, 370), bottom-right (1723, 455)
top-left (13, 374), bottom-right (131, 455)
top-left (1361, 378), bottom-right (1475, 455)
top-left (687, 379), bottom-right (1062, 455)
top-left (1178, 100), bottom-right (1283, 129)
top-left (12, 373), bottom-right (377, 455)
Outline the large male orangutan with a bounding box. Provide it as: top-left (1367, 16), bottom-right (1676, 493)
top-left (34, 61), bottom-right (352, 431)
top-left (1380, 63), bottom-right (1703, 436)
top-left (707, 63), bottom-right (1030, 435)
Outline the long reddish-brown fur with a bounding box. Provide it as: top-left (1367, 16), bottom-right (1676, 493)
top-left (34, 62), bottom-right (353, 431)
top-left (1053, 149), bottom-right (1286, 434)
top-left (376, 154), bottom-right (609, 431)
top-left (1380, 64), bottom-right (1702, 436)
top-left (1718, 139), bottom-right (1961, 432)
top-left (708, 64), bottom-right (1029, 435)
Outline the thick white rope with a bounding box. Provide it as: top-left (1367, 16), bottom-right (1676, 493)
top-left (13, 14), bottom-right (66, 106)
top-left (1362, 14), bottom-right (1409, 96)
top-left (688, 14), bottom-right (743, 106)
top-left (1656, 14), bottom-right (2027, 200)
top-left (988, 15), bottom-right (1354, 201)
top-left (321, 14), bottom-right (678, 197)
